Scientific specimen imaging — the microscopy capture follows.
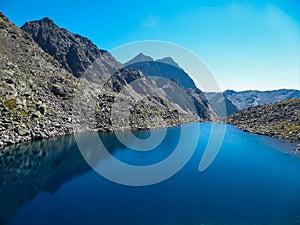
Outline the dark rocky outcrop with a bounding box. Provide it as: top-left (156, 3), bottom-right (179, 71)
top-left (227, 98), bottom-right (300, 142)
top-left (21, 17), bottom-right (114, 78)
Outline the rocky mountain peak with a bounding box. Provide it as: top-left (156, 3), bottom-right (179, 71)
top-left (157, 56), bottom-right (180, 69)
top-left (40, 17), bottom-right (54, 24)
top-left (21, 17), bottom-right (111, 78)
top-left (223, 89), bottom-right (236, 95)
top-left (125, 53), bottom-right (154, 66)
top-left (125, 53), bottom-right (197, 89)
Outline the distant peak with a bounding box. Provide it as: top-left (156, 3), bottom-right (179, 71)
top-left (125, 52), bottom-right (154, 66)
top-left (22, 17), bottom-right (57, 29)
top-left (41, 17), bottom-right (54, 23)
top-left (135, 52), bottom-right (154, 61)
top-left (156, 57), bottom-right (180, 69)
top-left (224, 89), bottom-right (237, 95)
top-left (136, 52), bottom-right (149, 57)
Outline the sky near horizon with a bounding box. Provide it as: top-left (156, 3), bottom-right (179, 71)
top-left (1, 0), bottom-right (299, 91)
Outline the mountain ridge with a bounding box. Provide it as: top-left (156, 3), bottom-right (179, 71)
top-left (0, 13), bottom-right (218, 147)
top-left (206, 89), bottom-right (300, 116)
top-left (22, 20), bottom-right (217, 120)
top-left (0, 13), bottom-right (184, 148)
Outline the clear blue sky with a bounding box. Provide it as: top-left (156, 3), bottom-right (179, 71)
top-left (1, 0), bottom-right (299, 91)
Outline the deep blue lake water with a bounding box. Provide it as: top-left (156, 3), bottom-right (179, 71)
top-left (1, 123), bottom-right (300, 225)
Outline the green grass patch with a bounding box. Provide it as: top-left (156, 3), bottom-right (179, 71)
top-left (271, 121), bottom-right (300, 133)
top-left (16, 110), bottom-right (31, 117)
top-left (4, 99), bottom-right (16, 110)
top-left (282, 98), bottom-right (300, 104)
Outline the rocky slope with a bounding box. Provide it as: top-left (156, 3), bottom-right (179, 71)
top-left (0, 12), bottom-right (206, 148)
top-left (21, 18), bottom-right (217, 120)
top-left (0, 12), bottom-right (76, 147)
top-left (227, 98), bottom-right (300, 142)
top-left (125, 53), bottom-right (218, 119)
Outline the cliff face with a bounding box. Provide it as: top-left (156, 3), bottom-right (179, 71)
top-left (0, 12), bottom-right (206, 148)
top-left (227, 98), bottom-right (300, 142)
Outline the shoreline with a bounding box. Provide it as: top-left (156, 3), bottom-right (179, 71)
top-left (0, 118), bottom-right (202, 149)
top-left (1, 120), bottom-right (299, 151)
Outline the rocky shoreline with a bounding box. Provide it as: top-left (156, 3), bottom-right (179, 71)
top-left (227, 98), bottom-right (300, 142)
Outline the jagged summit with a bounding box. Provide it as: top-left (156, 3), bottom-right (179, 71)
top-left (157, 56), bottom-right (180, 69)
top-left (22, 17), bottom-right (57, 31)
top-left (21, 17), bottom-right (110, 78)
top-left (125, 53), bottom-right (154, 66)
top-left (125, 53), bottom-right (197, 89)
top-left (39, 17), bottom-right (55, 24)
top-left (223, 89), bottom-right (237, 95)
top-left (126, 53), bottom-right (180, 68)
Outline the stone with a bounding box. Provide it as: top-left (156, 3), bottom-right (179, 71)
top-left (37, 104), bottom-right (46, 114)
top-left (17, 127), bottom-right (30, 136)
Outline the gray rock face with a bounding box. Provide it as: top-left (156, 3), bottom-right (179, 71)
top-left (0, 12), bottom-right (77, 147)
top-left (227, 98), bottom-right (300, 142)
